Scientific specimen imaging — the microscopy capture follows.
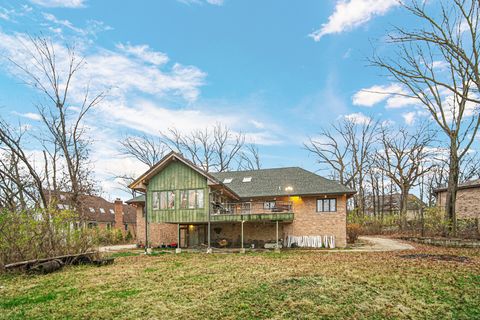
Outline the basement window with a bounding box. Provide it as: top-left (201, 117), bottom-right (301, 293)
top-left (223, 178), bottom-right (233, 184)
top-left (242, 177), bottom-right (252, 183)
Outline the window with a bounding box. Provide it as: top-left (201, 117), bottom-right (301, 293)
top-left (99, 208), bottom-right (106, 214)
top-left (152, 192), bottom-right (160, 210)
top-left (180, 190), bottom-right (188, 209)
top-left (109, 209), bottom-right (115, 214)
top-left (89, 207), bottom-right (95, 213)
top-left (223, 178), bottom-right (233, 184)
top-left (316, 198), bottom-right (337, 212)
top-left (188, 190), bottom-right (196, 209)
top-left (242, 177), bottom-right (252, 182)
top-left (153, 191), bottom-right (175, 210)
top-left (168, 191), bottom-right (175, 209)
top-left (124, 223), bottom-right (128, 231)
top-left (196, 190), bottom-right (204, 209)
top-left (264, 201), bottom-right (276, 210)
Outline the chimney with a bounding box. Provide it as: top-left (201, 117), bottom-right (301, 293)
top-left (114, 198), bottom-right (123, 229)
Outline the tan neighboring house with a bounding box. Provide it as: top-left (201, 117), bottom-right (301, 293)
top-left (127, 152), bottom-right (355, 249)
top-left (434, 179), bottom-right (480, 220)
top-left (364, 193), bottom-right (425, 220)
top-left (47, 191), bottom-right (137, 238)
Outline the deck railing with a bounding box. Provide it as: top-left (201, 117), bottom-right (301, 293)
top-left (210, 201), bottom-right (293, 215)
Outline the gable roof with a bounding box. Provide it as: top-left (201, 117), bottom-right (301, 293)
top-left (211, 167), bottom-right (355, 198)
top-left (434, 179), bottom-right (480, 193)
top-left (129, 151), bottom-right (222, 192)
top-left (46, 191), bottom-right (136, 224)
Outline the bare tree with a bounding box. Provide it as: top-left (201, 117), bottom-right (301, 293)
top-left (305, 117), bottom-right (378, 213)
top-left (0, 35), bottom-right (102, 210)
top-left (238, 144), bottom-right (261, 170)
top-left (375, 124), bottom-right (435, 228)
top-left (372, 0), bottom-right (480, 234)
top-left (120, 134), bottom-right (168, 167)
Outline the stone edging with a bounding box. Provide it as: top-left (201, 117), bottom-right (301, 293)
top-left (399, 236), bottom-right (480, 248)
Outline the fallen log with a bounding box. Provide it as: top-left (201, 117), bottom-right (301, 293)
top-left (4, 252), bottom-right (97, 272)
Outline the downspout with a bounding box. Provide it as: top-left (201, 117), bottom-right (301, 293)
top-left (144, 190), bottom-right (149, 254)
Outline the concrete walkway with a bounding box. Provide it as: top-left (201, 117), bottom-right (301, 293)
top-left (349, 236), bottom-right (415, 252)
top-left (99, 244), bottom-right (137, 252)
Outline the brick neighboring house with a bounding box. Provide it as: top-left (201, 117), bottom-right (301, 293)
top-left (434, 179), bottom-right (480, 220)
top-left (364, 193), bottom-right (425, 220)
top-left (47, 191), bottom-right (137, 238)
top-left (127, 152), bottom-right (355, 249)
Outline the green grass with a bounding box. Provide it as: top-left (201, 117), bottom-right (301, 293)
top-left (0, 244), bottom-right (479, 319)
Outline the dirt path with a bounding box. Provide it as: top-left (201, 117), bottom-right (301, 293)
top-left (349, 236), bottom-right (415, 252)
top-left (99, 244), bottom-right (137, 252)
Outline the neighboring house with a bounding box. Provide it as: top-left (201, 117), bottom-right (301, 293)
top-left (47, 191), bottom-right (137, 238)
top-left (127, 152), bottom-right (355, 249)
top-left (434, 179), bottom-right (480, 220)
top-left (364, 193), bottom-right (425, 220)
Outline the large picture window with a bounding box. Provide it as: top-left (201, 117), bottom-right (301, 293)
top-left (152, 190), bottom-right (175, 210)
top-left (316, 198), bottom-right (337, 212)
top-left (180, 190), bottom-right (188, 209)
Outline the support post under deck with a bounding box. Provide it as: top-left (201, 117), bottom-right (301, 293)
top-left (240, 220), bottom-right (245, 254)
top-left (175, 224), bottom-right (181, 253)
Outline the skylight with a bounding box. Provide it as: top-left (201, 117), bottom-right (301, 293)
top-left (89, 207), bottom-right (95, 213)
top-left (109, 209), bottom-right (115, 214)
top-left (223, 178), bottom-right (233, 184)
top-left (99, 208), bottom-right (106, 214)
top-left (242, 177), bottom-right (252, 182)
top-left (59, 194), bottom-right (66, 200)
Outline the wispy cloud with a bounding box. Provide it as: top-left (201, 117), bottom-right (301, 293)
top-left (343, 112), bottom-right (371, 124)
top-left (116, 43), bottom-right (169, 66)
top-left (310, 0), bottom-right (399, 41)
top-left (178, 0), bottom-right (224, 5)
top-left (352, 83), bottom-right (418, 108)
top-left (12, 111), bottom-right (42, 121)
top-left (30, 0), bottom-right (85, 8)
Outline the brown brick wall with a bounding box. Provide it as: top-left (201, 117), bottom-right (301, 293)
top-left (134, 194), bottom-right (347, 248)
top-left (437, 188), bottom-right (480, 220)
top-left (135, 205), bottom-right (177, 246)
top-left (283, 195), bottom-right (347, 248)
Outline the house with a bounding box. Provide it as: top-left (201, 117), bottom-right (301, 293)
top-left (127, 152), bottom-right (355, 250)
top-left (434, 179), bottom-right (480, 220)
top-left (364, 193), bottom-right (425, 220)
top-left (47, 191), bottom-right (137, 238)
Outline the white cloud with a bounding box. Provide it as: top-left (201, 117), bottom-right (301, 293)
top-left (0, 31), bottom-right (206, 103)
top-left (42, 13), bottom-right (84, 33)
top-left (343, 112), bottom-right (371, 124)
top-left (310, 0), bottom-right (399, 41)
top-left (30, 0), bottom-right (85, 8)
top-left (402, 111), bottom-right (416, 125)
top-left (116, 43), bottom-right (169, 66)
top-left (352, 83), bottom-right (419, 108)
top-left (178, 0), bottom-right (224, 5)
top-left (13, 111), bottom-right (42, 121)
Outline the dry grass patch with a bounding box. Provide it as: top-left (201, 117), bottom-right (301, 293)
top-left (0, 245), bottom-right (479, 319)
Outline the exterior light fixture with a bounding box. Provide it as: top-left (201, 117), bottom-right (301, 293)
top-left (285, 186), bottom-right (293, 192)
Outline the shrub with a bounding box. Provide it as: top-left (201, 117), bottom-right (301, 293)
top-left (347, 223), bottom-right (362, 244)
top-left (0, 207), bottom-right (97, 268)
top-left (115, 229), bottom-right (124, 243)
top-left (125, 230), bottom-right (133, 242)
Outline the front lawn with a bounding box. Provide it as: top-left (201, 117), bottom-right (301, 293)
top-left (1, 244), bottom-right (479, 319)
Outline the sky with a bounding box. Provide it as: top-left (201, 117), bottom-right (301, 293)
top-left (0, 0), bottom-right (470, 200)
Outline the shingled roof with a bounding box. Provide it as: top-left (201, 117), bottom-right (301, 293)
top-left (434, 179), bottom-right (480, 193)
top-left (211, 167), bottom-right (355, 199)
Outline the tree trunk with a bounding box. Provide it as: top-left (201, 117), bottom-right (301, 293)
top-left (444, 137), bottom-right (459, 237)
top-left (399, 186), bottom-right (409, 231)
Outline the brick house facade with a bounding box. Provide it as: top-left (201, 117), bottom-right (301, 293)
top-left (128, 152), bottom-right (354, 249)
top-left (435, 179), bottom-right (480, 220)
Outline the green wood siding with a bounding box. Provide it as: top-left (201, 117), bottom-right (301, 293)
top-left (147, 161), bottom-right (209, 223)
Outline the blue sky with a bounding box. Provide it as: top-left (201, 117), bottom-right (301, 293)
top-left (0, 0), bottom-right (456, 199)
